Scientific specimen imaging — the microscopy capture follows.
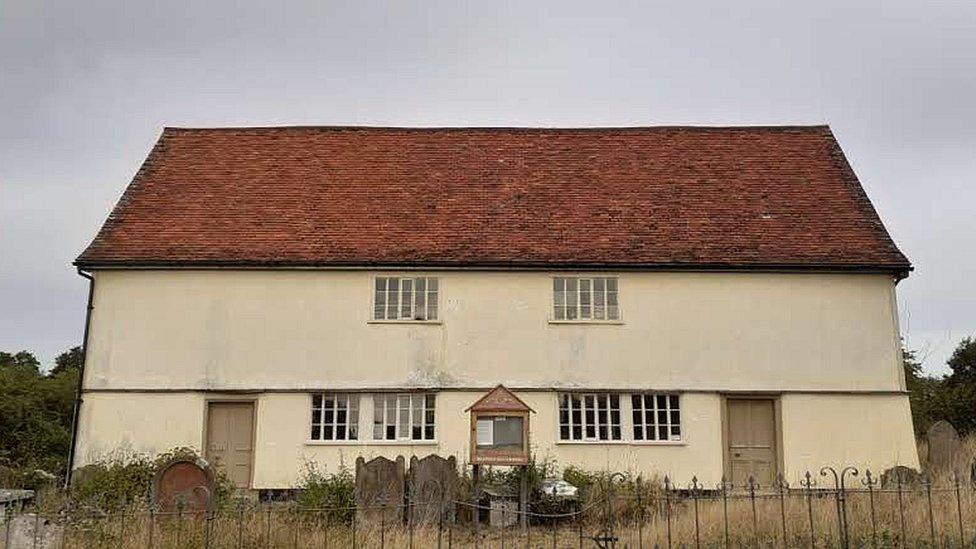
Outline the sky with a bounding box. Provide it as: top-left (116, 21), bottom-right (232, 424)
top-left (1, 0), bottom-right (974, 374)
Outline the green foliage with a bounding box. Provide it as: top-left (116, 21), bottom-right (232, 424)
top-left (946, 337), bottom-right (976, 385)
top-left (904, 338), bottom-right (976, 436)
top-left (70, 447), bottom-right (236, 511)
top-left (51, 346), bottom-right (83, 376)
top-left (0, 348), bottom-right (78, 481)
top-left (295, 461), bottom-right (355, 522)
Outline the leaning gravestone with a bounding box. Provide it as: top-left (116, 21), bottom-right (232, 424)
top-left (355, 456), bottom-right (405, 525)
top-left (408, 454), bottom-right (458, 524)
top-left (880, 465), bottom-right (922, 489)
top-left (151, 457), bottom-right (216, 514)
top-left (926, 420), bottom-right (963, 470)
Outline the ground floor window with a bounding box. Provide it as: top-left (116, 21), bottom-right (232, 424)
top-left (632, 393), bottom-right (681, 441)
top-left (559, 393), bottom-right (622, 441)
top-left (373, 393), bottom-right (436, 441)
top-left (310, 393), bottom-right (360, 441)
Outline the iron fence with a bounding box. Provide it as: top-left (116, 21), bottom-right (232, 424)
top-left (3, 467), bottom-right (976, 548)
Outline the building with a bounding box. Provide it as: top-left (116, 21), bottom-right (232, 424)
top-left (71, 126), bottom-right (918, 490)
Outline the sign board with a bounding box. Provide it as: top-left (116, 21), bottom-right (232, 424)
top-left (467, 385), bottom-right (533, 466)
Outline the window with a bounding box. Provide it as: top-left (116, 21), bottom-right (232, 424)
top-left (311, 393), bottom-right (360, 441)
top-left (374, 277), bottom-right (439, 321)
top-left (373, 393), bottom-right (436, 441)
top-left (558, 393), bottom-right (621, 441)
top-left (632, 393), bottom-right (681, 441)
top-left (553, 277), bottom-right (619, 321)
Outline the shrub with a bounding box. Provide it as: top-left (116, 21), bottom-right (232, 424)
top-left (69, 447), bottom-right (236, 511)
top-left (295, 460), bottom-right (356, 523)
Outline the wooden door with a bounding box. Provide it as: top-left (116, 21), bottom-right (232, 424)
top-left (726, 399), bottom-right (777, 488)
top-left (206, 402), bottom-right (254, 488)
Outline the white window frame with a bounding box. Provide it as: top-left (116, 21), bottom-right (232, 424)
top-left (551, 276), bottom-right (621, 322)
top-left (371, 276), bottom-right (440, 322)
top-left (631, 393), bottom-right (682, 442)
top-left (310, 393), bottom-right (360, 441)
top-left (558, 393), bottom-right (622, 442)
top-left (372, 393), bottom-right (436, 441)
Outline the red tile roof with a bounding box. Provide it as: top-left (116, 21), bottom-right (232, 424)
top-left (76, 126), bottom-right (910, 274)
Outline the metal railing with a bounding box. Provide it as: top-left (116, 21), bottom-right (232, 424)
top-left (3, 467), bottom-right (976, 548)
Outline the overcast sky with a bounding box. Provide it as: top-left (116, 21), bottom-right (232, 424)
top-left (1, 0), bottom-right (973, 374)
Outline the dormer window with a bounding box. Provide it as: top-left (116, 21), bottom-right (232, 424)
top-left (373, 276), bottom-right (439, 321)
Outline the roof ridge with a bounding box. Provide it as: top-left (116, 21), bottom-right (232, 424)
top-left (162, 124), bottom-right (832, 133)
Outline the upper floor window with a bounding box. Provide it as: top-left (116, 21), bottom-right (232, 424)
top-left (374, 277), bottom-right (438, 321)
top-left (311, 393), bottom-right (360, 441)
top-left (373, 393), bottom-right (436, 441)
top-left (553, 277), bottom-right (619, 321)
top-left (559, 393), bottom-right (621, 441)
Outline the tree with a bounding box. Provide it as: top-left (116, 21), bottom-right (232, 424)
top-left (50, 346), bottom-right (83, 377)
top-left (0, 347), bottom-right (78, 479)
top-left (903, 346), bottom-right (941, 434)
top-left (0, 350), bottom-right (41, 372)
top-left (946, 336), bottom-right (976, 385)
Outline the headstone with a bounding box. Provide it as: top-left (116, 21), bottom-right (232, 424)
top-left (489, 500), bottom-right (519, 528)
top-left (355, 456), bottom-right (405, 525)
top-left (5, 514), bottom-right (63, 549)
top-left (926, 420), bottom-right (963, 469)
top-left (880, 465), bottom-right (923, 489)
top-left (408, 454), bottom-right (458, 524)
top-left (151, 457), bottom-right (216, 513)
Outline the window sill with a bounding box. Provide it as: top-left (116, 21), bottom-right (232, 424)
top-left (367, 320), bottom-right (442, 325)
top-left (556, 440), bottom-right (686, 447)
top-left (548, 320), bottom-right (624, 325)
top-left (305, 440), bottom-right (439, 447)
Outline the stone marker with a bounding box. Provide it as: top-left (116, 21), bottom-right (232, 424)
top-left (926, 420), bottom-right (963, 470)
top-left (5, 514), bottom-right (63, 549)
top-left (151, 457), bottom-right (216, 514)
top-left (880, 465), bottom-right (922, 489)
top-left (355, 456), bottom-right (405, 524)
top-left (408, 454), bottom-right (458, 524)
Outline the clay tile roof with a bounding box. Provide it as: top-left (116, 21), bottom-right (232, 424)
top-left (75, 126), bottom-right (910, 275)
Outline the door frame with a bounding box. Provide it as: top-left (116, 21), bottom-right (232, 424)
top-left (203, 398), bottom-right (258, 489)
top-left (719, 394), bottom-right (784, 487)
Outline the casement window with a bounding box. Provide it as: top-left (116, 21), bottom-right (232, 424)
top-left (373, 393), bottom-right (436, 441)
top-left (558, 393), bottom-right (621, 441)
top-left (632, 393), bottom-right (681, 441)
top-left (374, 277), bottom-right (439, 321)
top-left (553, 277), bottom-right (619, 321)
top-left (310, 393), bottom-right (360, 441)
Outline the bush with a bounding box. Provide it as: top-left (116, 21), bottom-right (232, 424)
top-left (295, 460), bottom-right (355, 523)
top-left (70, 447), bottom-right (236, 511)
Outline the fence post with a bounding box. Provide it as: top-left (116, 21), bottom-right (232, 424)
top-left (747, 475), bottom-right (759, 547)
top-left (689, 476), bottom-right (701, 549)
top-left (776, 474), bottom-right (789, 547)
top-left (664, 475), bottom-right (673, 549)
top-left (265, 503), bottom-right (272, 548)
top-left (577, 497), bottom-right (583, 549)
top-left (636, 477), bottom-right (644, 549)
top-left (923, 474), bottom-right (935, 545)
top-left (176, 497), bottom-right (185, 548)
top-left (954, 471), bottom-right (965, 547)
top-left (861, 470), bottom-right (878, 548)
top-left (801, 471), bottom-right (816, 548)
top-left (718, 477), bottom-right (731, 549)
top-left (148, 503), bottom-right (156, 549)
top-left (236, 497), bottom-right (245, 549)
top-left (895, 473), bottom-right (906, 547)
top-left (820, 466), bottom-right (856, 549)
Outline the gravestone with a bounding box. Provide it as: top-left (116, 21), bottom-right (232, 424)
top-left (408, 454), bottom-right (458, 524)
top-left (355, 456), bottom-right (405, 525)
top-left (880, 465), bottom-right (922, 489)
top-left (926, 420), bottom-right (963, 470)
top-left (151, 457), bottom-right (216, 513)
top-left (5, 515), bottom-right (63, 549)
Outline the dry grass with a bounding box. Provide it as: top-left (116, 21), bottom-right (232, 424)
top-left (5, 438), bottom-right (976, 547)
